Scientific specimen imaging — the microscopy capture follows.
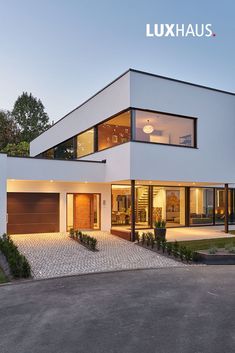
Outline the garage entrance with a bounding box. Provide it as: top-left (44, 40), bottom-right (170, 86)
top-left (7, 193), bottom-right (59, 234)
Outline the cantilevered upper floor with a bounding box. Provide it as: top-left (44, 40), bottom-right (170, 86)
top-left (29, 69), bottom-right (235, 183)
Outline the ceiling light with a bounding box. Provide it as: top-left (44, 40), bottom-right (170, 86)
top-left (143, 120), bottom-right (154, 134)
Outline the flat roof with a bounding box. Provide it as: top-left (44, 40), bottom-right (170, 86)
top-left (32, 68), bottom-right (235, 141)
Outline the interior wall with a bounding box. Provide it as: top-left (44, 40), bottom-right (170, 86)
top-left (7, 181), bottom-right (111, 232)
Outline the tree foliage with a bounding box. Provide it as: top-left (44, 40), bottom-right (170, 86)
top-left (12, 92), bottom-right (50, 142)
top-left (0, 110), bottom-right (20, 149)
top-left (2, 141), bottom-right (29, 157)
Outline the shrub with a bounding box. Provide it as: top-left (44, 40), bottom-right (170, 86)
top-left (0, 234), bottom-right (31, 278)
top-left (146, 234), bottom-right (151, 247)
top-left (156, 238), bottom-right (161, 250)
top-left (228, 247), bottom-right (235, 254)
top-left (225, 242), bottom-right (234, 251)
top-left (76, 232), bottom-right (98, 251)
top-left (173, 241), bottom-right (179, 258)
top-left (185, 248), bottom-right (193, 263)
top-left (179, 246), bottom-right (187, 261)
top-left (135, 232), bottom-right (140, 243)
top-left (161, 240), bottom-right (167, 253)
top-left (192, 251), bottom-right (200, 262)
top-left (166, 242), bottom-right (173, 255)
top-left (154, 220), bottom-right (166, 228)
top-left (69, 228), bottom-right (75, 238)
top-left (208, 247), bottom-right (217, 254)
top-left (142, 233), bottom-right (146, 244)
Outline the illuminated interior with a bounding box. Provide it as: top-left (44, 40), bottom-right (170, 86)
top-left (135, 110), bottom-right (195, 147)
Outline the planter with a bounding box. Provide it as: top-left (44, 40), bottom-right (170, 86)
top-left (154, 228), bottom-right (166, 241)
top-left (196, 250), bottom-right (235, 265)
top-left (69, 234), bottom-right (98, 252)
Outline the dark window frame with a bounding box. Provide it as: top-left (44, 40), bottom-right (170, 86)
top-left (39, 107), bottom-right (198, 159)
top-left (132, 107), bottom-right (198, 149)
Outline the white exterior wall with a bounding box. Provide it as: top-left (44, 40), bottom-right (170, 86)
top-left (80, 143), bottom-right (131, 182)
top-left (7, 181), bottom-right (111, 232)
top-left (30, 71), bottom-right (131, 156)
top-left (130, 71), bottom-right (235, 183)
top-left (0, 154), bottom-right (7, 235)
top-left (7, 157), bottom-right (106, 183)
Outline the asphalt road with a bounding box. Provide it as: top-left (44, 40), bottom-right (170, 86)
top-left (0, 266), bottom-right (235, 353)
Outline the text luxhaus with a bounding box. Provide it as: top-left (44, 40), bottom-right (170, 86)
top-left (146, 24), bottom-right (215, 38)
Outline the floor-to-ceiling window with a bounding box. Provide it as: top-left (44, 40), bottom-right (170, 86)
top-left (215, 188), bottom-right (225, 224)
top-left (136, 186), bottom-right (150, 228)
top-left (111, 185), bottom-right (131, 226)
top-left (190, 188), bottom-right (214, 225)
top-left (229, 190), bottom-right (235, 223)
top-left (152, 187), bottom-right (185, 227)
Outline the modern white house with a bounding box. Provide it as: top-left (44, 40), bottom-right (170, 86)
top-left (1, 69), bottom-right (235, 240)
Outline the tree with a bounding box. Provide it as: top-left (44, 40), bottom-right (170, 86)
top-left (12, 92), bottom-right (50, 142)
top-left (2, 141), bottom-right (29, 157)
top-left (0, 110), bottom-right (20, 149)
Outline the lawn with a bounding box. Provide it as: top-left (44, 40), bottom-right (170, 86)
top-left (175, 237), bottom-right (235, 251)
top-left (0, 267), bottom-right (7, 284)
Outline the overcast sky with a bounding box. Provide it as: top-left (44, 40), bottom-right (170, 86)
top-left (0, 0), bottom-right (234, 122)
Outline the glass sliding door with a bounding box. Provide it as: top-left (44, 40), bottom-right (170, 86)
top-left (135, 186), bottom-right (150, 228)
top-left (215, 189), bottom-right (225, 224)
top-left (229, 189), bottom-right (235, 223)
top-left (190, 188), bottom-right (214, 225)
top-left (111, 185), bottom-right (131, 226)
top-left (152, 187), bottom-right (185, 227)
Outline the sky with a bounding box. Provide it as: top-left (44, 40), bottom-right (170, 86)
top-left (0, 0), bottom-right (234, 122)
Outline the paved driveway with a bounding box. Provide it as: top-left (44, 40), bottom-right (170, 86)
top-left (0, 266), bottom-right (235, 353)
top-left (11, 232), bottom-right (181, 279)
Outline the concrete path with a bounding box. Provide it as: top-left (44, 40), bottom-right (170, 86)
top-left (11, 232), bottom-right (181, 279)
top-left (0, 266), bottom-right (235, 353)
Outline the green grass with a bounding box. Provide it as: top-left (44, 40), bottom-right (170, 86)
top-left (0, 267), bottom-right (7, 284)
top-left (172, 237), bottom-right (235, 251)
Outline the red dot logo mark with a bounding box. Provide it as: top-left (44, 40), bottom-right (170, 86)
top-left (212, 33), bottom-right (216, 37)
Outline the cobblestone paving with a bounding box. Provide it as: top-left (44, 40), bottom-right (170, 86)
top-left (11, 232), bottom-right (184, 279)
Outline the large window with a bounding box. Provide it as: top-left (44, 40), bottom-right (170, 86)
top-left (54, 138), bottom-right (74, 159)
top-left (134, 110), bottom-right (196, 147)
top-left (98, 111), bottom-right (131, 151)
top-left (190, 188), bottom-right (214, 225)
top-left (112, 185), bottom-right (131, 226)
top-left (152, 187), bottom-right (185, 227)
top-left (77, 128), bottom-right (94, 158)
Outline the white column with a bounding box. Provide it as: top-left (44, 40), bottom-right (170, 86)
top-left (0, 154), bottom-right (7, 235)
top-left (60, 192), bottom-right (67, 233)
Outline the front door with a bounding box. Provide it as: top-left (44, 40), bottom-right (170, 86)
top-left (67, 193), bottom-right (100, 230)
top-left (74, 194), bottom-right (94, 229)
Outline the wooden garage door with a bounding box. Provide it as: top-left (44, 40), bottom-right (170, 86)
top-left (7, 193), bottom-right (59, 234)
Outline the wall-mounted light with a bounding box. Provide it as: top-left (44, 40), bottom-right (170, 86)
top-left (143, 120), bottom-right (154, 134)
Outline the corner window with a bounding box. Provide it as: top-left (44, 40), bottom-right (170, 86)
top-left (77, 128), bottom-right (94, 158)
top-left (98, 111), bottom-right (131, 151)
top-left (134, 110), bottom-right (196, 148)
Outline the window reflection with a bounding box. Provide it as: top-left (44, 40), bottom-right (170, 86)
top-left (98, 111), bottom-right (131, 151)
top-left (77, 128), bottom-right (94, 158)
top-left (135, 110), bottom-right (195, 147)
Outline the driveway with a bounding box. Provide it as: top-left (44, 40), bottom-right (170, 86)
top-left (0, 266), bottom-right (235, 353)
top-left (11, 232), bottom-right (180, 279)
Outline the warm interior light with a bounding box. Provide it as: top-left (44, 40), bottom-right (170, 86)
top-left (143, 120), bottom-right (154, 134)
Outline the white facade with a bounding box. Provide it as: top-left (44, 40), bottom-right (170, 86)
top-left (1, 69), bottom-right (235, 235)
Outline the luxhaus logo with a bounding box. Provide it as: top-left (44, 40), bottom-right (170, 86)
top-left (146, 23), bottom-right (216, 38)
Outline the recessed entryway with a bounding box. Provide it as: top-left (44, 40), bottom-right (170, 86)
top-left (67, 193), bottom-right (101, 230)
